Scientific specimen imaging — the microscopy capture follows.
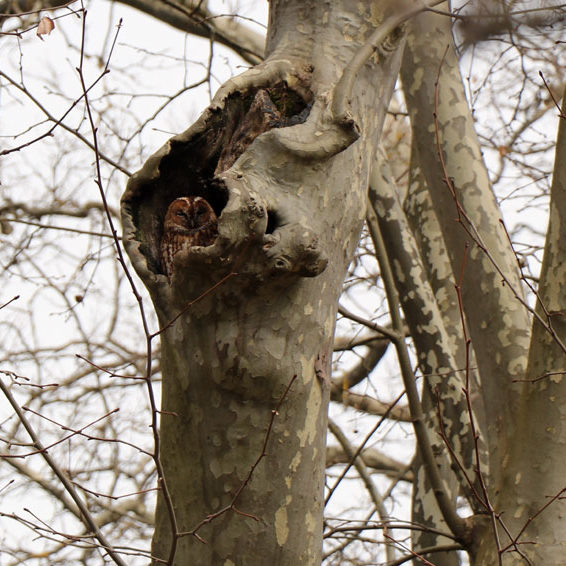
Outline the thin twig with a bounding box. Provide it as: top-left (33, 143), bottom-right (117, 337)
top-left (74, 8), bottom-right (172, 563)
top-left (0, 378), bottom-right (127, 566)
top-left (0, 295), bottom-right (19, 310)
top-left (328, 418), bottom-right (394, 563)
top-left (324, 390), bottom-right (407, 507)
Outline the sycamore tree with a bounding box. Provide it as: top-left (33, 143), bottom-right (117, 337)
top-left (1, 1), bottom-right (566, 565)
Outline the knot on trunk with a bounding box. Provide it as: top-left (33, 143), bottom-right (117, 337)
top-left (263, 224), bottom-right (327, 277)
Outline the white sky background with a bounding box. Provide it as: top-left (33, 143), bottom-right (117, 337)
top-left (0, 0), bottom-right (563, 564)
top-left (0, 2), bottom-right (271, 561)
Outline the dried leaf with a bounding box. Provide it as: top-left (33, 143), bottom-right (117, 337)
top-left (37, 17), bottom-right (55, 41)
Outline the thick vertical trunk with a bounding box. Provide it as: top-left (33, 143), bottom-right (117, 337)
top-left (121, 2), bottom-right (405, 563)
top-left (400, 5), bottom-right (566, 565)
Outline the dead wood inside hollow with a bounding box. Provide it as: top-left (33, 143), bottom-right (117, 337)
top-left (123, 82), bottom-right (311, 282)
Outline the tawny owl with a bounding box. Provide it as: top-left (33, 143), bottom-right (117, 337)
top-left (161, 196), bottom-right (218, 283)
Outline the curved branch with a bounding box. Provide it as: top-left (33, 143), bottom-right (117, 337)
top-left (326, 445), bottom-right (413, 482)
top-left (332, 0), bottom-right (444, 127)
top-left (116, 0), bottom-right (265, 65)
top-left (0, 0), bottom-right (265, 64)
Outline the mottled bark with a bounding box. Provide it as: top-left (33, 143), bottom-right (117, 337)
top-left (370, 150), bottom-right (480, 491)
top-left (403, 153), bottom-right (487, 438)
top-left (121, 1), bottom-right (405, 563)
top-left (411, 449), bottom-right (461, 566)
top-left (399, 5), bottom-right (566, 565)
top-left (401, 3), bottom-right (529, 477)
top-left (403, 150), bottom-right (485, 566)
top-left (475, 91), bottom-right (566, 566)
top-left (369, 151), bottom-right (476, 563)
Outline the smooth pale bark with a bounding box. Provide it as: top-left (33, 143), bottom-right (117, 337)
top-left (401, 4), bottom-right (529, 477)
top-left (122, 2), bottom-right (405, 563)
top-left (475, 93), bottom-right (566, 565)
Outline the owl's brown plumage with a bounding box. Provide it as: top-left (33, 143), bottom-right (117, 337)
top-left (161, 196), bottom-right (218, 283)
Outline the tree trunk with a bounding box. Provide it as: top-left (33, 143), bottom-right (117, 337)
top-left (401, 5), bottom-right (530, 478)
top-left (400, 5), bottom-right (566, 564)
top-left (474, 89), bottom-right (566, 566)
top-left (121, 2), bottom-right (406, 563)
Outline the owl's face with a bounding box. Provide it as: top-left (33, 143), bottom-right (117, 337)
top-left (161, 196), bottom-right (219, 283)
top-left (164, 196), bottom-right (217, 232)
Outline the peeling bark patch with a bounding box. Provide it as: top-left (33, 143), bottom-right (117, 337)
top-left (300, 356), bottom-right (313, 385)
top-left (267, 334), bottom-right (286, 360)
top-left (306, 511), bottom-right (317, 537)
top-left (297, 365), bottom-right (322, 448)
top-left (275, 505), bottom-right (290, 545)
top-left (289, 452), bottom-right (302, 477)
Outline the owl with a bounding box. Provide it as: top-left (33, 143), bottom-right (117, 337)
top-left (161, 196), bottom-right (218, 283)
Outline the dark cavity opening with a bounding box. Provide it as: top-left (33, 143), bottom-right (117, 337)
top-left (265, 210), bottom-right (278, 235)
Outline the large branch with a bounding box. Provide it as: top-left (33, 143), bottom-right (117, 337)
top-left (369, 199), bottom-right (471, 547)
top-left (369, 148), bottom-right (483, 499)
top-left (477, 90), bottom-right (566, 565)
top-left (0, 0), bottom-right (265, 65)
top-left (403, 147), bottom-right (487, 437)
top-left (400, 3), bottom-right (530, 472)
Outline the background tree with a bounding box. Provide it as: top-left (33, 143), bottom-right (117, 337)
top-left (1, 1), bottom-right (565, 565)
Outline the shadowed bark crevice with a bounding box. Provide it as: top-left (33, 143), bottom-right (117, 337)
top-left (216, 85), bottom-right (312, 175)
